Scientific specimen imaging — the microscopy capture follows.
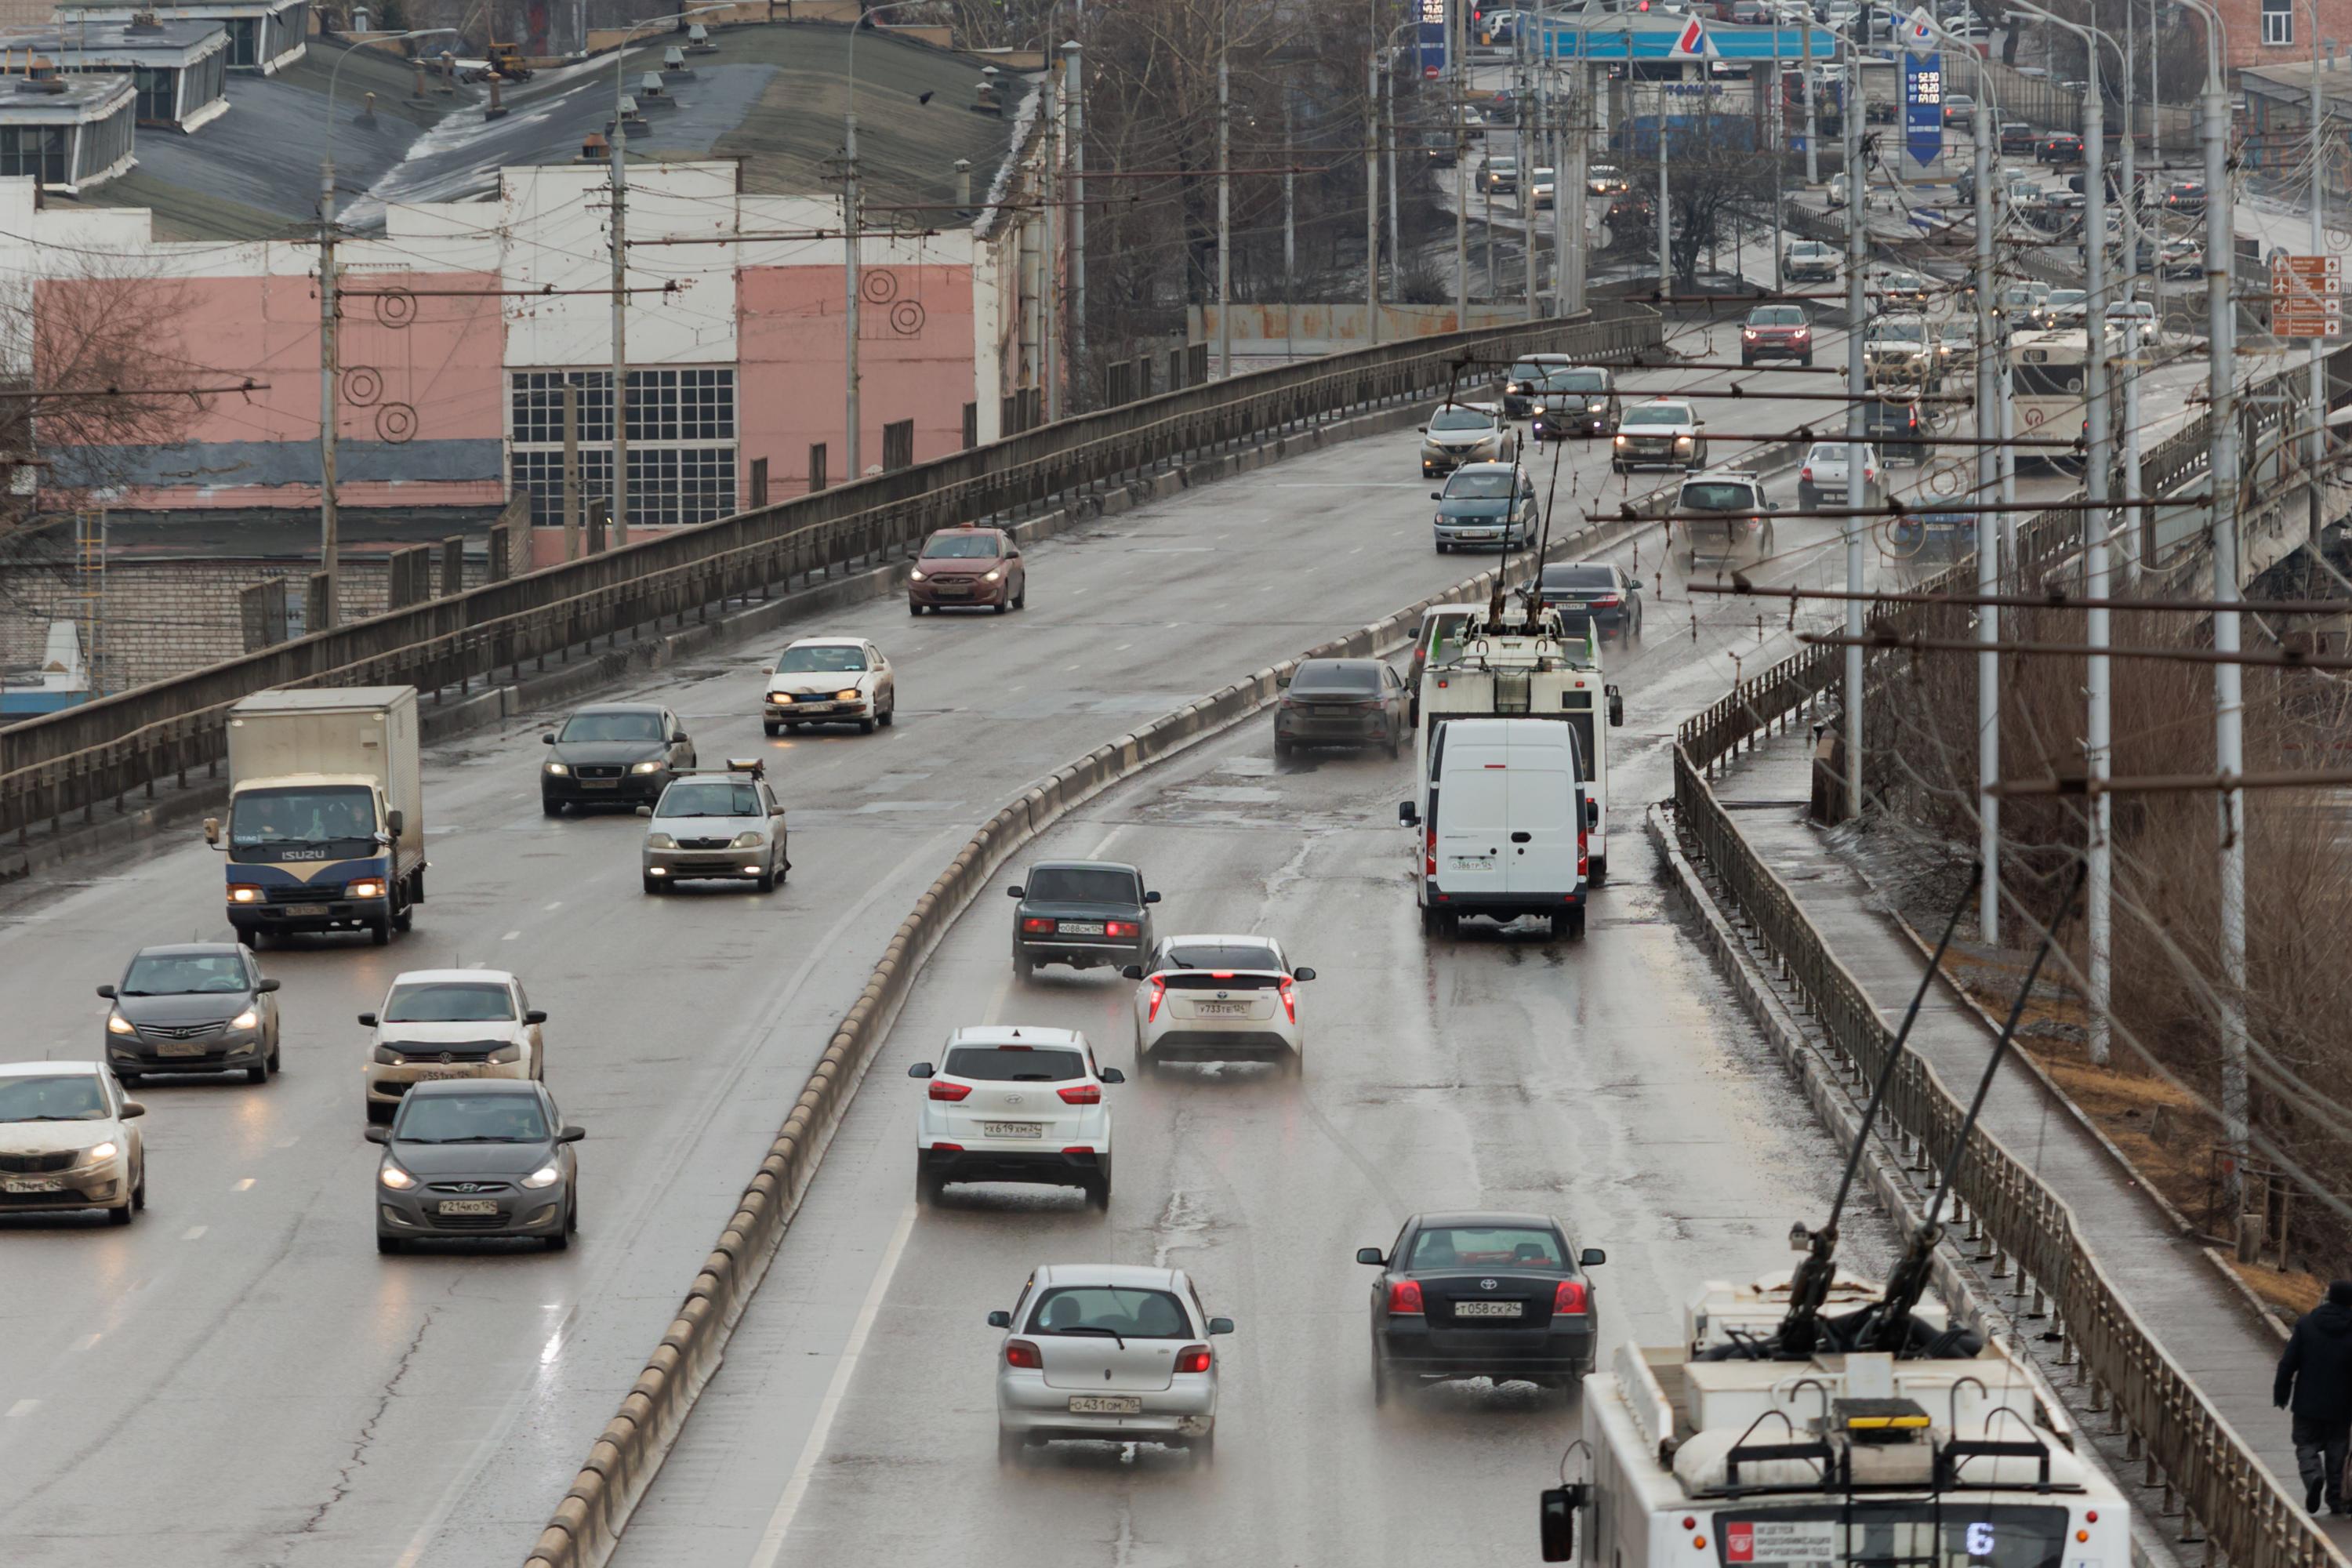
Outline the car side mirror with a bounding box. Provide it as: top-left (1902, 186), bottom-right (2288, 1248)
top-left (1006, 885), bottom-right (1024, 898)
top-left (771, 804), bottom-right (786, 816)
top-left (119, 1100), bottom-right (146, 1119)
top-left (358, 1012), bottom-right (379, 1028)
top-left (1100, 1067), bottom-right (1127, 1084)
top-left (1416, 424), bottom-right (1428, 434)
top-left (525, 1010), bottom-right (548, 1025)
top-left (1541, 1483), bottom-right (1590, 1562)
top-left (636, 805), bottom-right (654, 817)
top-left (908, 1062), bottom-right (935, 1078)
top-left (987, 1310), bottom-right (1012, 1328)
top-left (1121, 964), bottom-right (1144, 980)
top-left (386, 810), bottom-right (404, 837)
top-left (673, 732), bottom-right (690, 745)
top-left (257, 978), bottom-right (281, 993)
top-left (1293, 966), bottom-right (1316, 982)
top-left (1627, 578), bottom-right (1642, 590)
top-left (96, 983), bottom-right (116, 999)
top-left (1208, 1316), bottom-right (1236, 1336)
top-left (1769, 501), bottom-right (1783, 511)
top-left (543, 733), bottom-right (557, 745)
top-left (1356, 1247), bottom-right (1387, 1266)
top-left (1144, 891), bottom-right (1160, 905)
top-left (1398, 801), bottom-right (1419, 827)
top-left (1430, 492), bottom-right (1443, 501)
top-left (1581, 1247), bottom-right (1607, 1267)
top-left (202, 817), bottom-right (221, 847)
top-left (557, 1126), bottom-right (586, 1144)
top-left (1608, 686), bottom-right (1624, 728)
top-left (365, 1124), bottom-right (390, 1144)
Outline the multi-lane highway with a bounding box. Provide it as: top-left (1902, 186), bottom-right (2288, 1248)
top-left (0, 296), bottom-right (2169, 1568)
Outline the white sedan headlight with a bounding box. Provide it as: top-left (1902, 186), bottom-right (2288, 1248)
top-left (630, 760), bottom-right (664, 775)
top-left (521, 1162), bottom-right (562, 1190)
top-left (646, 832), bottom-right (677, 850)
top-left (835, 688), bottom-right (862, 700)
top-left (729, 830), bottom-right (767, 849)
top-left (84, 1141), bottom-right (119, 1163)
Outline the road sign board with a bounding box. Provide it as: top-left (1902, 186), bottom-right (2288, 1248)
top-left (2270, 253), bottom-right (2343, 340)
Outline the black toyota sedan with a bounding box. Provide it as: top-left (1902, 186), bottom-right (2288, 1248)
top-left (541, 702), bottom-right (695, 814)
top-left (1537, 561), bottom-right (1643, 644)
top-left (1358, 1211), bottom-right (1605, 1404)
top-left (1275, 658), bottom-right (1410, 758)
top-left (1007, 861), bottom-right (1159, 980)
top-left (99, 942), bottom-right (281, 1086)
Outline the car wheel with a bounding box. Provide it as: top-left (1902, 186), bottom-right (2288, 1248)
top-left (132, 1166), bottom-right (146, 1211)
top-left (879, 701), bottom-right (895, 728)
top-left (1741, 354), bottom-right (1754, 367)
top-left (1387, 733), bottom-right (1401, 761)
top-left (916, 1165), bottom-right (946, 1207)
top-left (1798, 483), bottom-right (1819, 512)
top-left (376, 1234), bottom-right (402, 1255)
top-left (365, 1100), bottom-right (393, 1125)
top-left (1015, 583), bottom-right (1027, 610)
top-left (996, 1428), bottom-right (1025, 1468)
top-left (1275, 735), bottom-right (1293, 760)
top-left (107, 1196), bottom-right (133, 1227)
top-left (1434, 539), bottom-right (1449, 554)
top-left (247, 1059), bottom-right (269, 1085)
top-left (993, 597), bottom-right (1009, 615)
top-left (763, 720), bottom-right (780, 737)
top-left (643, 874), bottom-right (664, 896)
top-left (1762, 523), bottom-right (1777, 556)
top-left (1014, 951), bottom-right (1035, 982)
top-left (371, 919), bottom-right (391, 948)
top-left (858, 715), bottom-right (877, 735)
top-left (1084, 1172), bottom-right (1112, 1212)
top-left (1803, 353), bottom-right (1815, 367)
top-left (546, 1221), bottom-right (571, 1252)
top-left (542, 797), bottom-right (564, 817)
top-left (267, 1036), bottom-right (282, 1074)
top-left (755, 862), bottom-right (776, 895)
top-left (1568, 908), bottom-right (1588, 940)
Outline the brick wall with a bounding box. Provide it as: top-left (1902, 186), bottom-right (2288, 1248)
top-left (2211, 0), bottom-right (2352, 70)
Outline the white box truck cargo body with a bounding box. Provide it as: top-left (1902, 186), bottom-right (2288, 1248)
top-left (209, 686), bottom-right (426, 946)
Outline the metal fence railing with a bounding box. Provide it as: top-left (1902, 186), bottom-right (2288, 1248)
top-left (0, 305), bottom-right (1661, 844)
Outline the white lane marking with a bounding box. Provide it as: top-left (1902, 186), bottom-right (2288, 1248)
top-left (181, 1226), bottom-right (206, 1241)
top-left (74, 1333), bottom-right (100, 1352)
top-left (275, 1136), bottom-right (299, 1149)
top-left (232, 1178), bottom-right (255, 1192)
top-left (502, 931), bottom-right (521, 942)
top-left (748, 1203), bottom-right (917, 1567)
top-left (1115, 644), bottom-right (1133, 652)
top-left (6, 1399), bottom-right (36, 1417)
top-left (543, 901), bottom-right (563, 912)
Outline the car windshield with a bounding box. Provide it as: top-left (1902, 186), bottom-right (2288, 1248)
top-left (1506, 359), bottom-right (1544, 381)
top-left (775, 644), bottom-right (869, 673)
top-left (1748, 307), bottom-right (1806, 326)
top-left (558, 710), bottom-right (664, 742)
top-left (1542, 566), bottom-right (1617, 591)
top-left (2048, 289), bottom-right (2086, 308)
top-left (1490, 158), bottom-right (1518, 172)
top-left (1874, 319), bottom-right (1926, 343)
top-left (921, 533), bottom-right (1000, 559)
top-left (1408, 1225), bottom-right (1567, 1269)
top-left (1621, 404), bottom-right (1690, 426)
top-left (227, 785), bottom-right (376, 857)
top-left (1429, 406), bottom-right (1494, 432)
top-left (1027, 1286), bottom-right (1192, 1339)
top-left (1291, 662), bottom-right (1383, 694)
top-left (943, 1045), bottom-right (1087, 1081)
top-left (1444, 472), bottom-right (1515, 499)
top-left (1885, 274), bottom-right (1923, 289)
top-left (1163, 942), bottom-right (1283, 972)
top-left (122, 953), bottom-right (248, 996)
top-left (0, 1074), bottom-right (108, 1123)
top-left (659, 782), bottom-right (761, 818)
top-left (384, 982), bottom-right (515, 1023)
top-left (1542, 369), bottom-right (1605, 392)
top-left (1025, 866), bottom-right (1141, 904)
top-left (394, 1091), bottom-right (549, 1144)
top-left (1682, 482), bottom-right (1759, 511)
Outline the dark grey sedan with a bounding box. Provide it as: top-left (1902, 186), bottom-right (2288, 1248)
top-left (542, 702), bottom-right (695, 815)
top-left (1007, 861), bottom-right (1159, 980)
top-left (1359, 1210), bottom-right (1605, 1405)
top-left (99, 942), bottom-right (281, 1086)
top-left (367, 1080), bottom-right (583, 1254)
top-left (1275, 659), bottom-right (1410, 759)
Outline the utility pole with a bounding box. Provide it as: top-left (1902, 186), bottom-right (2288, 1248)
top-left (2121, 320), bottom-right (2142, 584)
top-left (1521, 35), bottom-right (1536, 318)
top-left (1799, 0), bottom-right (1819, 185)
top-left (1368, 54), bottom-right (1381, 343)
top-left (2082, 36), bottom-right (2113, 1066)
top-left (611, 125), bottom-right (631, 543)
top-left (318, 155), bottom-right (340, 629)
top-left (2309, 11), bottom-right (2328, 554)
top-left (1284, 96), bottom-right (1297, 359)
top-left (1532, 5), bottom-right (1549, 312)
top-left (1386, 57), bottom-right (1401, 307)
top-left (1042, 64), bottom-right (1061, 419)
top-left (1065, 39), bottom-right (1087, 414)
top-left (1657, 116), bottom-right (1670, 292)
top-left (1771, 20), bottom-right (1784, 296)
top-left (1564, 69), bottom-right (1585, 313)
top-left (1454, 0), bottom-right (1468, 328)
top-left (1973, 96), bottom-right (2000, 942)
top-left (1842, 45), bottom-right (1865, 817)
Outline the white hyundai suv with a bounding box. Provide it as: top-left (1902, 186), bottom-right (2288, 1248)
top-left (1123, 934), bottom-right (1315, 1077)
top-left (360, 969), bottom-right (546, 1124)
top-left (908, 1027), bottom-right (1123, 1208)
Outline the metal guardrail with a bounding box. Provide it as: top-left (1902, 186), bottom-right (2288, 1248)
top-left (0, 306), bottom-right (1661, 844)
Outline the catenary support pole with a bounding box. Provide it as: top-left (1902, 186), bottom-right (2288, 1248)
top-left (1973, 96), bottom-right (2000, 942)
top-left (612, 116), bottom-right (632, 543)
top-left (1369, 54), bottom-right (1381, 342)
top-left (1218, 48), bottom-right (1232, 377)
top-left (318, 155), bottom-right (339, 629)
top-left (1843, 44), bottom-right (1865, 818)
top-left (1454, 0), bottom-right (1468, 328)
top-left (1065, 40), bottom-right (1086, 412)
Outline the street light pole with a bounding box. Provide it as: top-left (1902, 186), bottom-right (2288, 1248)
top-left (2308, 3), bottom-right (2328, 553)
top-left (1843, 42), bottom-right (1866, 818)
top-left (1218, 47), bottom-right (1232, 376)
top-left (1065, 38), bottom-right (1087, 412)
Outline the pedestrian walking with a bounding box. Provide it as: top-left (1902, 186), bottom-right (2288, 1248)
top-left (2275, 1279), bottom-right (2352, 1514)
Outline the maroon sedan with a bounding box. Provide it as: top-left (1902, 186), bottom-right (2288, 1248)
top-left (908, 526), bottom-right (1026, 615)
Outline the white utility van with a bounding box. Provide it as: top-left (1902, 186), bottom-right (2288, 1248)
top-left (1399, 717), bottom-right (1590, 941)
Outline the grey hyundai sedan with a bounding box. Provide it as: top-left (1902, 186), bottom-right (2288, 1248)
top-left (367, 1080), bottom-right (583, 1254)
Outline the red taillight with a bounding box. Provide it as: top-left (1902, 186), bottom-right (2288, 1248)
top-left (1058, 1083), bottom-right (1102, 1105)
top-left (930, 1141), bottom-right (964, 1151)
top-left (1578, 824), bottom-right (1589, 878)
top-left (1555, 1279), bottom-right (1589, 1314)
top-left (1105, 920), bottom-right (1139, 940)
top-left (1387, 1279), bottom-right (1425, 1314)
top-left (1425, 825), bottom-right (1437, 877)
top-left (1021, 916), bottom-right (1056, 935)
top-left (928, 1080), bottom-right (972, 1102)
top-left (1005, 1339), bottom-right (1043, 1369)
top-left (1175, 1344), bottom-right (1213, 1374)
top-left (1279, 978), bottom-right (1297, 1024)
top-left (1147, 976), bottom-right (1167, 1023)
top-left (1591, 596), bottom-right (1621, 608)
top-left (1800, 466), bottom-right (1813, 482)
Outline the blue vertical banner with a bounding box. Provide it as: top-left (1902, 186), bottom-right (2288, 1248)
top-left (1903, 50), bottom-right (1944, 168)
top-left (1419, 0), bottom-right (1446, 79)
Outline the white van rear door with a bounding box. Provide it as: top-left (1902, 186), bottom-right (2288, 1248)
top-left (1504, 749), bottom-right (1580, 896)
top-left (1433, 752), bottom-right (1512, 898)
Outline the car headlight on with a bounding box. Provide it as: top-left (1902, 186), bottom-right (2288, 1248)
top-left (646, 832), bottom-right (677, 850)
top-left (487, 1042), bottom-right (523, 1064)
top-left (1675, 435), bottom-right (1693, 446)
top-left (349, 880), bottom-right (387, 899)
top-left (229, 884), bottom-right (262, 904)
top-left (373, 1044), bottom-right (407, 1065)
top-left (379, 1163), bottom-right (417, 1191)
top-left (908, 568), bottom-right (927, 582)
top-left (1530, 404), bottom-right (1546, 416)
top-left (630, 760), bottom-right (664, 775)
top-left (982, 568), bottom-right (1002, 582)
top-left (544, 761), bottom-right (570, 776)
top-left (767, 689), bottom-right (793, 704)
top-left (230, 1008), bottom-right (259, 1030)
top-left (522, 1162), bottom-right (563, 1189)
top-left (835, 688), bottom-right (862, 701)
top-left (84, 1141), bottom-right (119, 1163)
top-left (107, 1012), bottom-right (136, 1036)
top-left (1613, 434), bottom-right (1628, 446)
top-left (729, 830), bottom-right (766, 849)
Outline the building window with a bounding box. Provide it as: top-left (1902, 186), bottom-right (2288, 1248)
top-left (131, 67), bottom-right (172, 124)
top-left (506, 368), bottom-right (739, 528)
top-left (2263, 0), bottom-right (2292, 45)
top-left (0, 126), bottom-right (67, 184)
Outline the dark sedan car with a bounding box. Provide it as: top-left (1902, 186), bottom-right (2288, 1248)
top-left (909, 525), bottom-right (1026, 615)
top-left (1275, 658), bottom-right (1410, 759)
top-left (1537, 561), bottom-right (1643, 644)
top-left (1861, 397), bottom-right (1935, 466)
top-left (1528, 365), bottom-right (1620, 441)
top-left (1359, 1211), bottom-right (1605, 1403)
top-left (2038, 132), bottom-right (2085, 165)
top-left (542, 702), bottom-right (695, 815)
top-left (99, 942), bottom-right (281, 1086)
top-left (367, 1079), bottom-right (583, 1254)
top-left (1007, 861), bottom-right (1159, 980)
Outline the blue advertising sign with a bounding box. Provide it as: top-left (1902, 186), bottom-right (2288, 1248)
top-left (1418, 0), bottom-right (1446, 78)
top-left (1903, 50), bottom-right (1944, 167)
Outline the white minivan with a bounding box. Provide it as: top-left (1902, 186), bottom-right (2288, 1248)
top-left (1399, 718), bottom-right (1590, 941)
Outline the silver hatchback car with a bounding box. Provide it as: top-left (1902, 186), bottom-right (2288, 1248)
top-left (639, 762), bottom-right (789, 894)
top-left (989, 1262), bottom-right (1234, 1466)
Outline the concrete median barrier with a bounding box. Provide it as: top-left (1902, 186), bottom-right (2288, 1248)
top-left (522, 498), bottom-right (1678, 1568)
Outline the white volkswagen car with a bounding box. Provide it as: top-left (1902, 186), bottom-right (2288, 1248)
top-left (909, 1027), bottom-right (1123, 1208)
top-left (989, 1263), bottom-right (1234, 1466)
top-left (1124, 934), bottom-right (1314, 1077)
top-left (0, 1061), bottom-right (146, 1225)
top-left (763, 636), bottom-right (895, 736)
top-left (360, 969), bottom-right (546, 1124)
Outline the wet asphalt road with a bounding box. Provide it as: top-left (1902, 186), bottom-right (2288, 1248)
top-left (0, 334), bottom-right (2118, 1567)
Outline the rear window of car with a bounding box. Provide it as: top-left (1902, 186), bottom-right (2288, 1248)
top-left (1292, 662), bottom-right (1383, 695)
top-left (1542, 566), bottom-right (1617, 591)
top-left (1027, 1286), bottom-right (1192, 1338)
top-left (944, 1046), bottom-right (1087, 1081)
top-left (921, 532), bottom-right (1000, 559)
top-left (1163, 942), bottom-right (1283, 972)
top-left (1025, 866), bottom-right (1141, 903)
top-left (1681, 482), bottom-right (1759, 510)
top-left (1408, 1225), bottom-right (1567, 1269)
